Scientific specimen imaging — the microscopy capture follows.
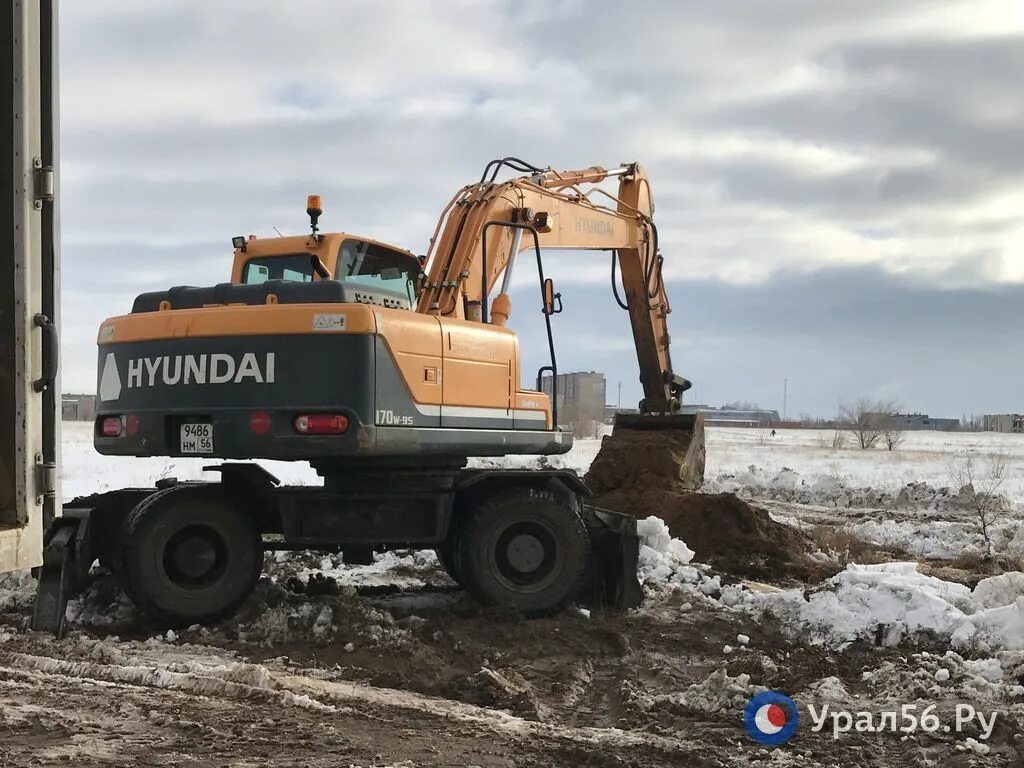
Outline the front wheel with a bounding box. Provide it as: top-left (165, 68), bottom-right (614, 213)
top-left (120, 486), bottom-right (263, 626)
top-left (457, 486), bottom-right (590, 616)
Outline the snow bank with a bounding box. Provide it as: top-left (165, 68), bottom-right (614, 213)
top-left (759, 563), bottom-right (1024, 651)
top-left (634, 668), bottom-right (765, 715)
top-left (0, 570), bottom-right (36, 613)
top-left (291, 549), bottom-right (443, 590)
top-left (849, 518), bottom-right (1024, 560)
top-left (635, 516), bottom-right (699, 585)
top-left (707, 465), bottom-right (1019, 516)
top-left (637, 516), bottom-right (694, 564)
top-left (972, 572), bottom-right (1024, 609)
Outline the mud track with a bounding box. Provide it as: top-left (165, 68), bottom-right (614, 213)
top-left (3, 567), bottom-right (1023, 767)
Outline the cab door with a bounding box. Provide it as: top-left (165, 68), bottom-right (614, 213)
top-left (1, 1), bottom-right (59, 572)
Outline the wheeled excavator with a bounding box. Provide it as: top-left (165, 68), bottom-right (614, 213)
top-left (2, 3), bottom-right (704, 633)
top-left (15, 151), bottom-right (705, 633)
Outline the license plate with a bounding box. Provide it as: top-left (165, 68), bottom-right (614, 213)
top-left (180, 422), bottom-right (214, 454)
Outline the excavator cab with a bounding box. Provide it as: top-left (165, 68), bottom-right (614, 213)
top-left (229, 228), bottom-right (421, 308)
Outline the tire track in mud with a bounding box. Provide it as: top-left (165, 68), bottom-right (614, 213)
top-left (274, 670), bottom-right (698, 754)
top-left (0, 651), bottom-right (338, 713)
top-left (0, 644), bottom-right (707, 766)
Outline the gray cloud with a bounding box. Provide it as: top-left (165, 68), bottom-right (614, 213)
top-left (56, 1), bottom-right (1024, 415)
top-left (510, 264), bottom-right (1024, 417)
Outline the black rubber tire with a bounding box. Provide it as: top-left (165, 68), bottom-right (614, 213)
top-left (435, 535), bottom-right (462, 585)
top-left (457, 486), bottom-right (590, 617)
top-left (120, 485), bottom-right (263, 627)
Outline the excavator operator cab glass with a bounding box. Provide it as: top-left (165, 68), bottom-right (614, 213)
top-left (240, 240), bottom-right (419, 305)
top-left (337, 238), bottom-right (419, 304)
top-left (242, 254), bottom-right (315, 284)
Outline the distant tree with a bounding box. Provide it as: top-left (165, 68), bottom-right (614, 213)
top-left (839, 398), bottom-right (898, 450)
top-left (881, 417), bottom-right (905, 451)
top-left (948, 450), bottom-right (1012, 557)
top-left (880, 407), bottom-right (906, 451)
top-left (572, 420), bottom-right (605, 439)
top-left (964, 414), bottom-right (984, 432)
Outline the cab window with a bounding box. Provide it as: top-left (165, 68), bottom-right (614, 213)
top-left (242, 254), bottom-right (315, 284)
top-left (337, 239), bottom-right (418, 303)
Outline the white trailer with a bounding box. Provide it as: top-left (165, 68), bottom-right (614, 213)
top-left (1, 1), bottom-right (60, 577)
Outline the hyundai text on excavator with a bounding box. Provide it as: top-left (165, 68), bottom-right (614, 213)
top-left (15, 141), bottom-right (704, 632)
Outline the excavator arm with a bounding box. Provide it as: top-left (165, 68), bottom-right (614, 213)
top-left (418, 161), bottom-right (689, 413)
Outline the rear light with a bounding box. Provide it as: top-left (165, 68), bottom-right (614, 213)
top-left (101, 416), bottom-right (124, 438)
top-left (126, 414), bottom-right (139, 436)
top-left (249, 411), bottom-right (272, 435)
top-left (293, 413), bottom-right (349, 435)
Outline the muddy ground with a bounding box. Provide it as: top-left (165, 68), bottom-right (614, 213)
top-left (2, 536), bottom-right (1023, 768)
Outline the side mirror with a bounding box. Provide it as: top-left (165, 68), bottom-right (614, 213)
top-left (542, 278), bottom-right (561, 315)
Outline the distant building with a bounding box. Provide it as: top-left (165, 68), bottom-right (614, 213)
top-left (603, 405), bottom-right (638, 424)
top-left (874, 413), bottom-right (959, 431)
top-left (982, 414), bottom-right (1024, 434)
top-left (540, 372), bottom-right (606, 436)
top-left (684, 405), bottom-right (781, 428)
top-left (62, 393), bottom-right (96, 421)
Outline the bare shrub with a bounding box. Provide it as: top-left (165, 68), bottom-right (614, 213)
top-left (948, 450), bottom-right (1012, 557)
top-left (881, 416), bottom-right (905, 452)
top-left (830, 428), bottom-right (846, 450)
top-left (572, 420), bottom-right (605, 439)
top-left (807, 524), bottom-right (909, 568)
top-left (817, 428), bottom-right (847, 450)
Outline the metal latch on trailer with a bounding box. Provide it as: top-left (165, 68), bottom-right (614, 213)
top-left (33, 157), bottom-right (54, 209)
top-left (34, 452), bottom-right (56, 500)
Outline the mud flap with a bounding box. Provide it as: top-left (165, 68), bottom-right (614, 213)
top-left (577, 505), bottom-right (643, 611)
top-left (30, 509), bottom-right (96, 637)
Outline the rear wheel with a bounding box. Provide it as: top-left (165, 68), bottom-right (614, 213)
top-left (120, 486), bottom-right (263, 626)
top-left (457, 486), bottom-right (589, 616)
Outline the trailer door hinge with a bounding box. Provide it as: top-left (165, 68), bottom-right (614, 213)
top-left (35, 453), bottom-right (57, 500)
top-left (33, 157), bottom-right (55, 209)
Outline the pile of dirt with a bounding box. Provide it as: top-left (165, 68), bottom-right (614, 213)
top-left (586, 423), bottom-right (811, 579)
top-left (592, 487), bottom-right (812, 580)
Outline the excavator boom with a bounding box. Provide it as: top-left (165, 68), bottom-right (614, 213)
top-left (419, 159), bottom-right (705, 490)
top-left (419, 161), bottom-right (689, 414)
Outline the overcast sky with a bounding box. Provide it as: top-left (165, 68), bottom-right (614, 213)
top-left (59, 0), bottom-right (1024, 418)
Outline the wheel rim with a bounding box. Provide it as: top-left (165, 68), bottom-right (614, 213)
top-left (160, 524), bottom-right (230, 590)
top-left (491, 519), bottom-right (562, 593)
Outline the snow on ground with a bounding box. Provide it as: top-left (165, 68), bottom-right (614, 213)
top-left (705, 427), bottom-right (1024, 499)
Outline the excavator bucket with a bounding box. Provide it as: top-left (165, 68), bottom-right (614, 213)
top-left (585, 413), bottom-right (706, 495)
